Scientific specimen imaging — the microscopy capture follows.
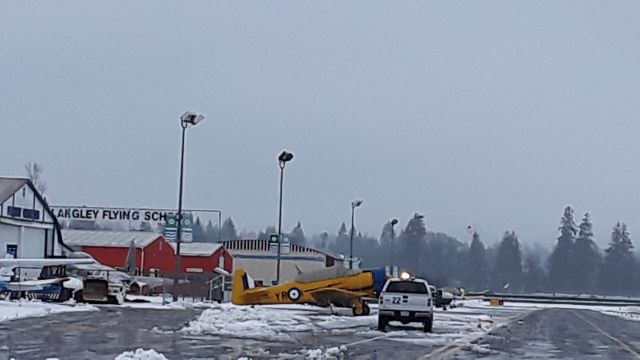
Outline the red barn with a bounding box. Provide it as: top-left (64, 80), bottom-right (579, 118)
top-left (61, 229), bottom-right (233, 275)
top-left (169, 242), bottom-right (233, 275)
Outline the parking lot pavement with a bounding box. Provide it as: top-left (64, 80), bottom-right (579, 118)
top-left (0, 300), bottom-right (531, 359)
top-left (453, 308), bottom-right (640, 359)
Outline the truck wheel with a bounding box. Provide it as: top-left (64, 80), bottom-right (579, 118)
top-left (378, 316), bottom-right (387, 332)
top-left (74, 290), bottom-right (84, 302)
top-left (423, 317), bottom-right (433, 333)
top-left (62, 289), bottom-right (73, 302)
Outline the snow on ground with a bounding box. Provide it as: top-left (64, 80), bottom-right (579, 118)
top-left (300, 346), bottom-right (347, 359)
top-left (182, 303), bottom-right (326, 341)
top-left (0, 299), bottom-right (98, 323)
top-left (181, 300), bottom-right (527, 347)
top-left (119, 295), bottom-right (220, 310)
top-left (114, 348), bottom-right (168, 360)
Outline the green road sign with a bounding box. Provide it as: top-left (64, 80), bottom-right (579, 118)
top-left (163, 213), bottom-right (193, 242)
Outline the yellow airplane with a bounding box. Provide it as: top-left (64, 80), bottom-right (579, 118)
top-left (232, 267), bottom-right (387, 316)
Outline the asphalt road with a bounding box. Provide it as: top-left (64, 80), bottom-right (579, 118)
top-left (453, 308), bottom-right (640, 359)
top-left (2, 305), bottom-right (640, 359)
top-left (0, 306), bottom-right (426, 360)
top-left (0, 305), bottom-right (498, 360)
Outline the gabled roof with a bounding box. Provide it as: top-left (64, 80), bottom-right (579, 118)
top-left (169, 242), bottom-right (223, 256)
top-left (0, 177), bottom-right (29, 204)
top-left (62, 229), bottom-right (162, 249)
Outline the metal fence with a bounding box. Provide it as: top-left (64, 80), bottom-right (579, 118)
top-left (158, 272), bottom-right (230, 302)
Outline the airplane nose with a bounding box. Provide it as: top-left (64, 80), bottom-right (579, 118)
top-left (371, 268), bottom-right (387, 294)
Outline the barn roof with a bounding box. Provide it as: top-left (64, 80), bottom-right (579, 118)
top-left (61, 229), bottom-right (162, 249)
top-left (169, 242), bottom-right (223, 256)
top-left (0, 177), bottom-right (29, 204)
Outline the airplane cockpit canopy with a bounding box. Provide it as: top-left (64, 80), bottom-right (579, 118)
top-left (295, 266), bottom-right (362, 283)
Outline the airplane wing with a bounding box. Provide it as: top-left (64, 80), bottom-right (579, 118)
top-left (309, 288), bottom-right (368, 308)
top-left (0, 258), bottom-right (95, 268)
top-left (4, 278), bottom-right (69, 291)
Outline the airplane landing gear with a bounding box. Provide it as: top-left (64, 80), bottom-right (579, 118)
top-left (352, 301), bottom-right (370, 316)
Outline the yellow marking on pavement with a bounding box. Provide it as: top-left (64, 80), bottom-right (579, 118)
top-left (572, 310), bottom-right (640, 359)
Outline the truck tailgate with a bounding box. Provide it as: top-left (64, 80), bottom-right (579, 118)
top-left (381, 292), bottom-right (430, 312)
top-left (82, 279), bottom-right (109, 302)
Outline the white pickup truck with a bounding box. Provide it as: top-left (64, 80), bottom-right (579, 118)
top-left (378, 277), bottom-right (433, 332)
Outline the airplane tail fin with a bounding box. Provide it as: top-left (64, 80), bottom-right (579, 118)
top-left (232, 268), bottom-right (257, 305)
top-left (125, 240), bottom-right (137, 275)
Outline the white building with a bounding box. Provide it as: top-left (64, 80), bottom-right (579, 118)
top-left (221, 239), bottom-right (342, 285)
top-left (0, 177), bottom-right (67, 258)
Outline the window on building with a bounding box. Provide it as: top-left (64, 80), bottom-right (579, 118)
top-left (326, 257), bottom-right (335, 267)
top-left (22, 209), bottom-right (40, 220)
top-left (7, 206), bottom-right (21, 218)
top-left (6, 245), bottom-right (17, 259)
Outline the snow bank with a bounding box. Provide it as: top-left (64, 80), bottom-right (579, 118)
top-left (302, 345), bottom-right (346, 359)
top-left (0, 299), bottom-right (98, 323)
top-left (114, 349), bottom-right (168, 360)
top-left (182, 303), bottom-right (315, 341)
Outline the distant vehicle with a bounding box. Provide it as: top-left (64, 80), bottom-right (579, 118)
top-left (378, 277), bottom-right (434, 332)
top-left (0, 258), bottom-right (94, 301)
top-left (429, 285), bottom-right (455, 310)
top-left (232, 267), bottom-right (387, 316)
top-left (68, 265), bottom-right (127, 305)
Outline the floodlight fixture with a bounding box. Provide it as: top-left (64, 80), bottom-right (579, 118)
top-left (278, 150), bottom-right (294, 168)
top-left (180, 111), bottom-right (205, 126)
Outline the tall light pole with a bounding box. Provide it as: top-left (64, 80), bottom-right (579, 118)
top-left (390, 218), bottom-right (398, 268)
top-left (275, 150), bottom-right (294, 285)
top-left (173, 111), bottom-right (205, 301)
top-left (349, 199), bottom-right (363, 269)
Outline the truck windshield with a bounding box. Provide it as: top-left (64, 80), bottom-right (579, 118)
top-left (386, 281), bottom-right (428, 294)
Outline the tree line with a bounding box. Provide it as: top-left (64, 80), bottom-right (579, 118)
top-left (67, 203), bottom-right (638, 296)
top-left (191, 205), bottom-right (638, 297)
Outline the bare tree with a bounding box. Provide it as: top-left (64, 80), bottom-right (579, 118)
top-left (24, 161), bottom-right (47, 195)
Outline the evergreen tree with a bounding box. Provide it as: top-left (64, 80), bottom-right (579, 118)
top-left (523, 251), bottom-right (546, 293)
top-left (319, 232), bottom-right (329, 249)
top-left (220, 217), bottom-right (238, 241)
top-left (573, 213), bottom-right (601, 293)
top-left (193, 217), bottom-right (206, 242)
top-left (466, 231), bottom-right (488, 291)
top-left (548, 206), bottom-right (578, 293)
top-left (289, 222), bottom-right (307, 245)
top-left (492, 231), bottom-right (523, 292)
top-left (600, 222), bottom-right (636, 295)
top-left (139, 221), bottom-right (152, 232)
top-left (423, 231), bottom-right (466, 286)
top-left (257, 226), bottom-right (277, 240)
top-left (379, 221), bottom-right (394, 265)
top-left (329, 222), bottom-right (349, 255)
top-left (399, 213), bottom-right (427, 275)
top-left (205, 220), bottom-right (220, 242)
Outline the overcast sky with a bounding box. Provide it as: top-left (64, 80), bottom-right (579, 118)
top-left (2, 1), bottom-right (639, 248)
